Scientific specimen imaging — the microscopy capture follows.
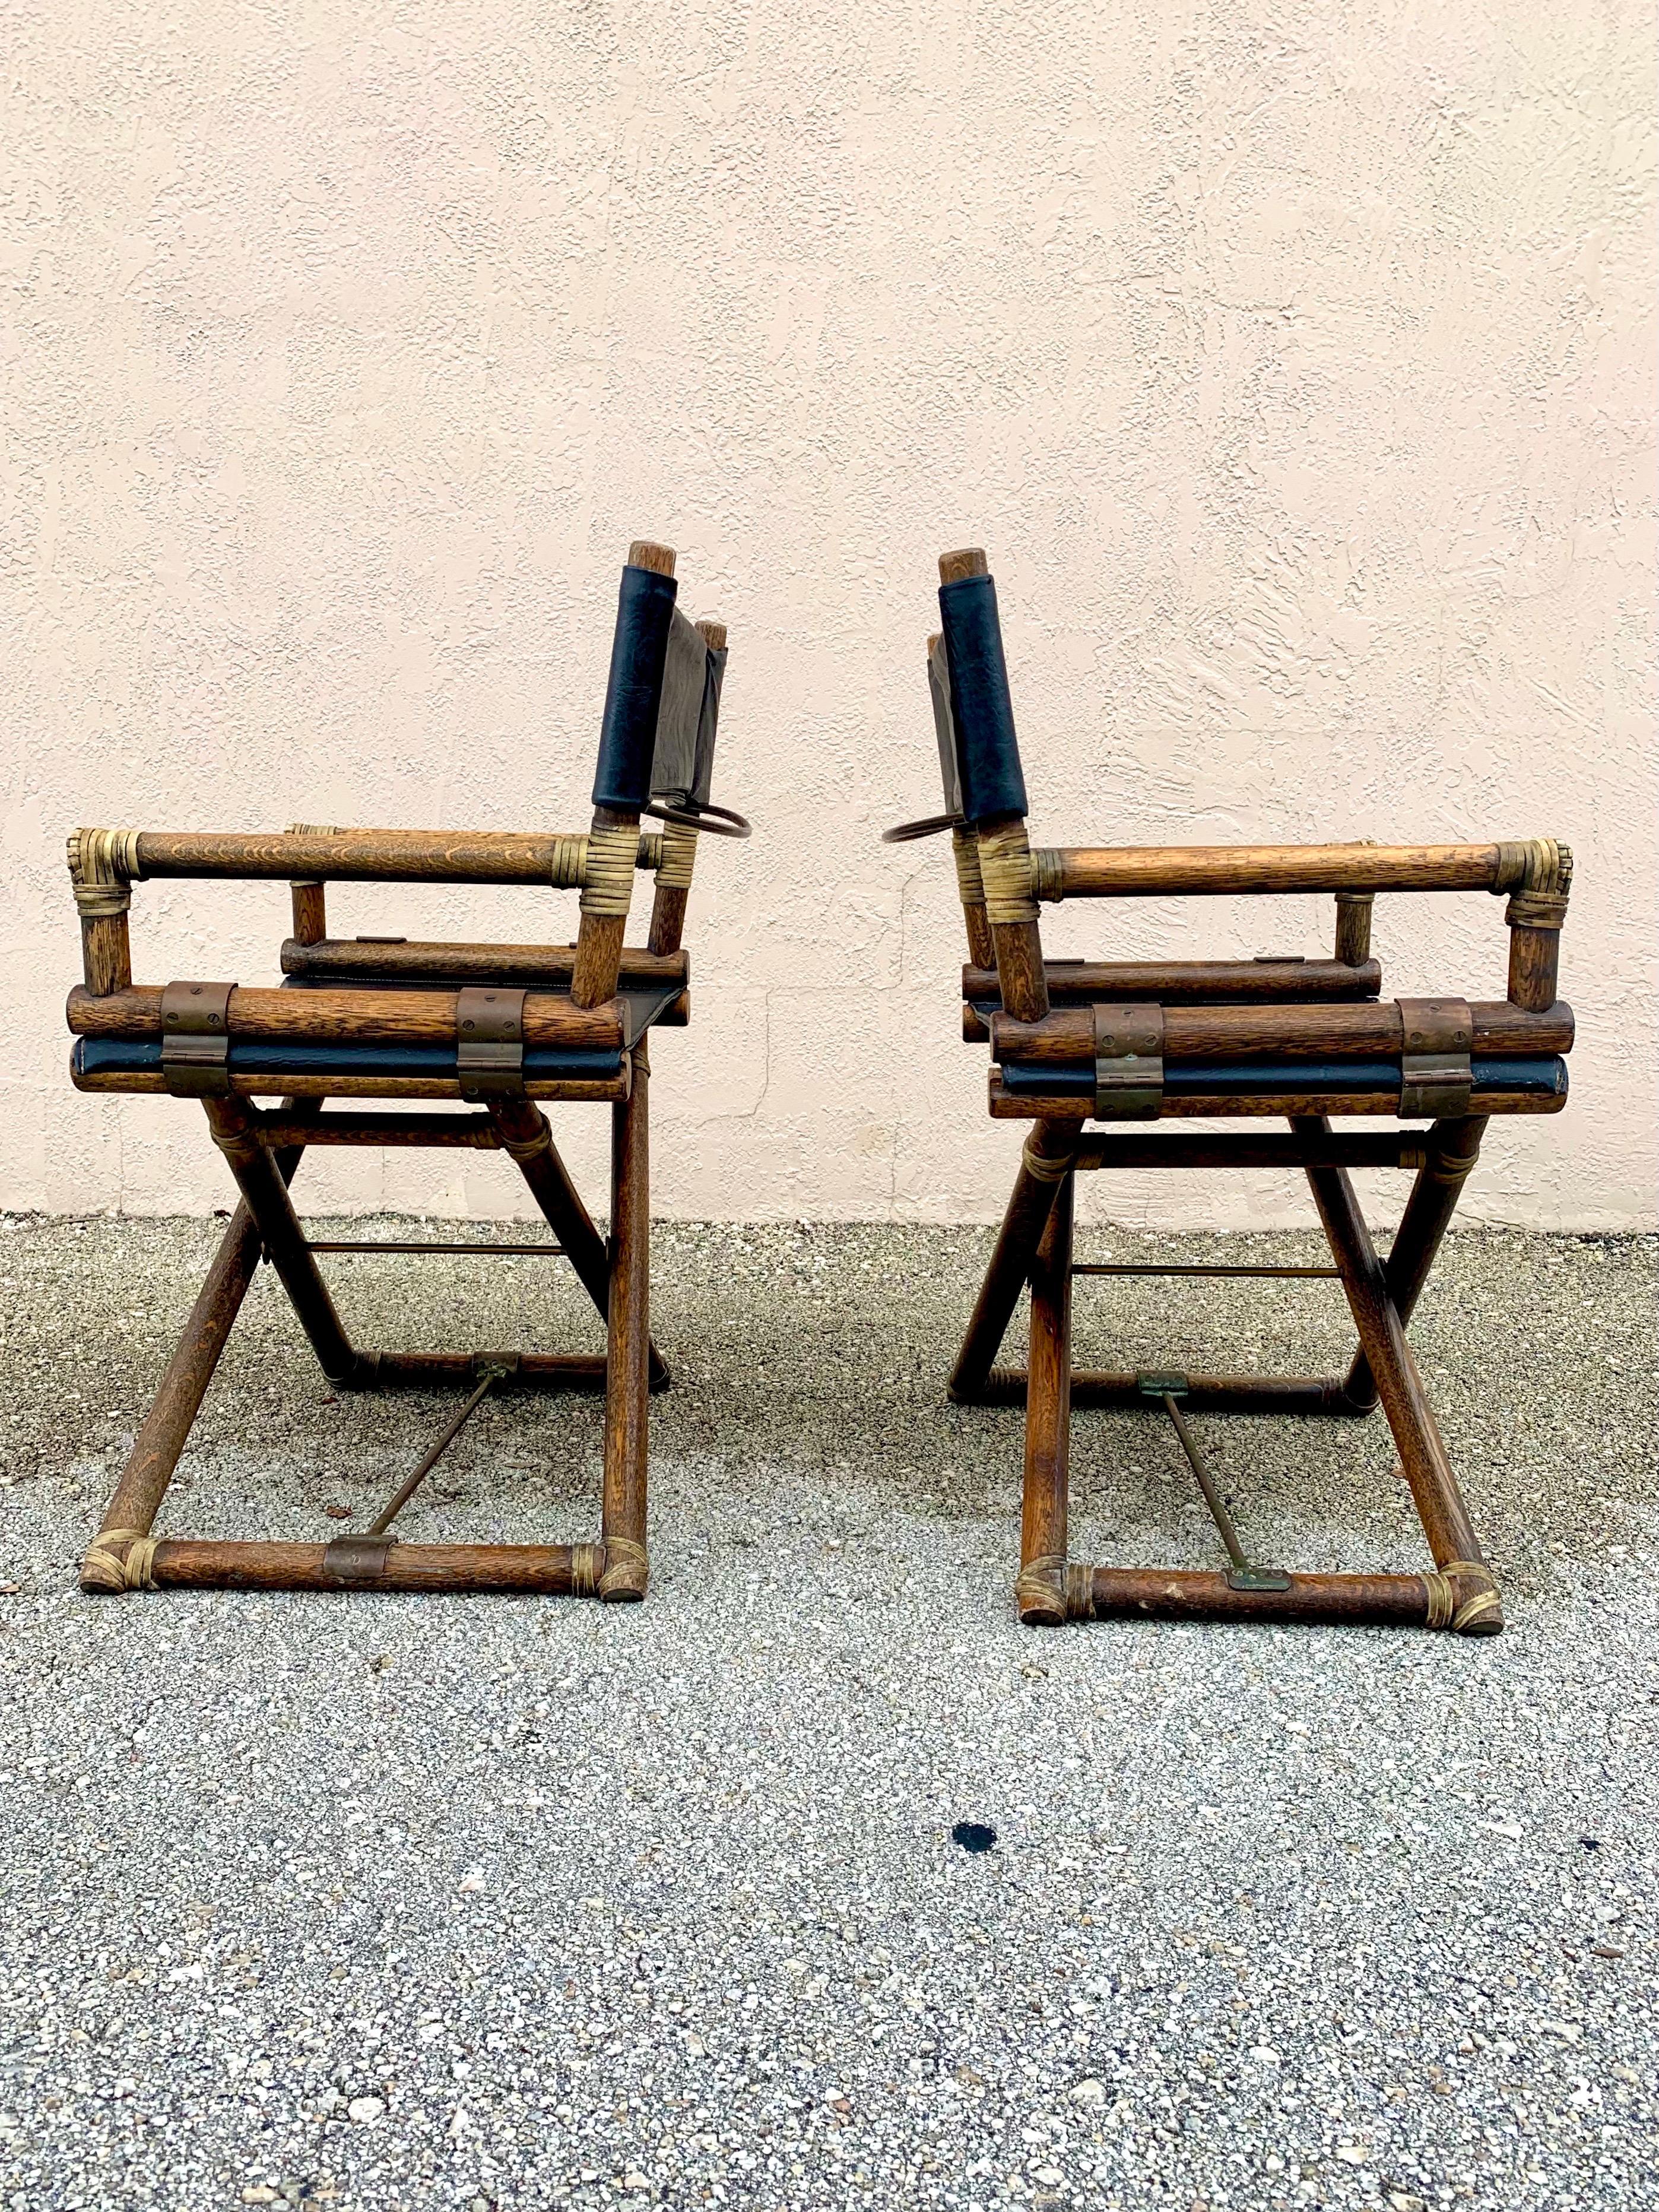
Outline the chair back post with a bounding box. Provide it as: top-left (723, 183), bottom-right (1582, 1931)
top-left (572, 541), bottom-right (678, 1009)
top-left (1333, 892), bottom-right (1373, 966)
top-left (1501, 841), bottom-right (1572, 1012)
top-left (937, 549), bottom-right (1049, 1022)
top-left (66, 829), bottom-right (138, 996)
top-left (648, 617), bottom-right (725, 956)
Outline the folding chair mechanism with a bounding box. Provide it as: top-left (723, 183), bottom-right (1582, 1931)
top-left (68, 541), bottom-right (750, 1602)
top-left (893, 547), bottom-right (1575, 1636)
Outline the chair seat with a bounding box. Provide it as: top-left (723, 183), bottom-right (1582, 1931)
top-left (71, 979), bottom-right (684, 1097)
top-left (997, 1055), bottom-right (1568, 1115)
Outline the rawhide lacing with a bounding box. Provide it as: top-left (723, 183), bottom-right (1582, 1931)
top-left (951, 825), bottom-right (985, 909)
top-left (1494, 839), bottom-right (1573, 930)
top-left (68, 828), bottom-right (145, 916)
top-left (976, 822), bottom-right (1039, 926)
top-left (655, 816), bottom-right (700, 892)
top-left (598, 1534), bottom-right (649, 1599)
top-left (1014, 1551), bottom-right (1067, 1618)
top-left (83, 1528), bottom-right (160, 1593)
top-left (1020, 1136), bottom-right (1077, 1183)
top-left (579, 822), bottom-right (640, 918)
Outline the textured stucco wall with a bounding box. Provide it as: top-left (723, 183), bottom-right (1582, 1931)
top-left (4, 3), bottom-right (1654, 1229)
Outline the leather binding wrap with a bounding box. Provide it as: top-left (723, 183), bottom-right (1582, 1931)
top-left (937, 573), bottom-right (1028, 825)
top-left (160, 980), bottom-right (235, 1097)
top-left (927, 633), bottom-right (965, 817)
top-left (592, 564), bottom-right (679, 810)
top-left (1093, 1003), bottom-right (1165, 1121)
top-left (455, 987), bottom-right (527, 1098)
top-left (1397, 996), bottom-right (1473, 1120)
top-left (649, 608), bottom-right (726, 810)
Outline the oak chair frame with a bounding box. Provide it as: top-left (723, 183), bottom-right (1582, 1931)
top-left (892, 548), bottom-right (1575, 1636)
top-left (66, 541), bottom-right (746, 1603)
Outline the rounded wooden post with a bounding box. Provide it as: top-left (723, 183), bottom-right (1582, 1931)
top-left (1334, 891), bottom-right (1373, 966)
top-left (1338, 1115), bottom-right (1486, 1414)
top-left (599, 1041), bottom-right (652, 1599)
top-left (1299, 1119), bottom-right (1501, 1634)
top-left (1016, 1165), bottom-right (1073, 1626)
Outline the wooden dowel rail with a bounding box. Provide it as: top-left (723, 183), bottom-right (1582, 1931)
top-left (307, 1239), bottom-right (564, 1257)
top-left (69, 984), bottom-right (626, 1053)
top-left (963, 958), bottom-right (1384, 1009)
top-left (132, 1539), bottom-right (605, 1595)
top-left (990, 999), bottom-right (1572, 1067)
top-left (1069, 1132), bottom-right (1426, 1170)
top-left (252, 1111), bottom-right (503, 1149)
top-left (282, 939), bottom-right (689, 988)
top-left (1048, 843), bottom-right (1515, 899)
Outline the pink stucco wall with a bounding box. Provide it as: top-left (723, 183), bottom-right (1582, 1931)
top-left (4, 4), bottom-right (1653, 1226)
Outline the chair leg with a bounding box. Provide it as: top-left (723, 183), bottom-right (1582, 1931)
top-left (81, 1124), bottom-right (311, 1594)
top-left (81, 1200), bottom-right (267, 1592)
top-left (599, 1042), bottom-right (652, 1601)
top-left (1299, 1119), bottom-right (1501, 1634)
top-left (202, 1095), bottom-right (360, 1385)
top-left (949, 1120), bottom-right (1076, 1400)
top-left (1337, 1115), bottom-right (1486, 1413)
top-left (488, 1095), bottom-right (670, 1389)
top-left (1016, 1168), bottom-right (1074, 1626)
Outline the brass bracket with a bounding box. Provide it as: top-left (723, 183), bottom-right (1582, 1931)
top-left (456, 987), bottom-right (527, 1098)
top-left (1397, 996), bottom-right (1473, 1120)
top-left (160, 980), bottom-right (236, 1097)
top-left (1093, 1004), bottom-right (1164, 1121)
top-left (321, 1535), bottom-right (394, 1581)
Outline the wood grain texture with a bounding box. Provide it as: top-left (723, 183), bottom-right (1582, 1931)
top-left (946, 1119), bottom-right (1075, 1397)
top-left (135, 828), bottom-right (595, 884)
top-left (988, 999), bottom-right (1572, 1066)
top-left (986, 1076), bottom-right (1566, 1120)
top-left (1076, 1567), bottom-right (1435, 1627)
top-left (599, 1042), bottom-right (652, 1599)
top-left (1055, 843), bottom-right (1506, 898)
top-left (963, 958), bottom-right (1384, 1008)
top-left (281, 939), bottom-right (689, 988)
top-left (1507, 924), bottom-right (1562, 1011)
top-left (1017, 1170), bottom-right (1073, 1627)
top-left (141, 1539), bottom-right (602, 1594)
top-left (69, 983), bottom-right (626, 1051)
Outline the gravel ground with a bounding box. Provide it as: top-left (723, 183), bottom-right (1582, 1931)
top-left (1, 1210), bottom-right (1655, 2212)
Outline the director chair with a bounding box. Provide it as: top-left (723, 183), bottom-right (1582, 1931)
top-left (67, 540), bottom-right (748, 1602)
top-left (887, 548), bottom-right (1574, 1635)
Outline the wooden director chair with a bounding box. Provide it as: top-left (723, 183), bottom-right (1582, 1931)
top-left (887, 548), bottom-right (1575, 1637)
top-left (66, 540), bottom-right (748, 1602)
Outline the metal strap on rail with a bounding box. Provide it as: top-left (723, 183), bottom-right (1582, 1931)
top-left (159, 980), bottom-right (236, 1097)
top-left (455, 987), bottom-right (527, 1098)
top-left (1092, 1003), bottom-right (1164, 1121)
top-left (1397, 996), bottom-right (1473, 1120)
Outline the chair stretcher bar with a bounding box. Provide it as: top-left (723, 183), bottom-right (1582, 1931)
top-left (963, 957), bottom-right (1384, 1009)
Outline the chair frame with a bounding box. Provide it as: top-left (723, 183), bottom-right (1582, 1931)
top-left (896, 547), bottom-right (1575, 1636)
top-left (67, 541), bottom-right (743, 1603)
